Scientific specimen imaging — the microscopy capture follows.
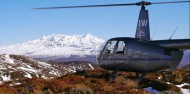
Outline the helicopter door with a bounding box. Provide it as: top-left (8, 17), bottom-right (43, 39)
top-left (101, 40), bottom-right (117, 62)
top-left (114, 41), bottom-right (127, 61)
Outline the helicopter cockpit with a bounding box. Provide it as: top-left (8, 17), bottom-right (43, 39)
top-left (97, 38), bottom-right (128, 69)
top-left (104, 40), bottom-right (127, 54)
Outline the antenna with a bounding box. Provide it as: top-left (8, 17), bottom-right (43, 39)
top-left (169, 27), bottom-right (178, 40)
top-left (151, 30), bottom-right (157, 40)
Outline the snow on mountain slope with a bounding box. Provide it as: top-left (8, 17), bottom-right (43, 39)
top-left (0, 34), bottom-right (105, 58)
top-left (0, 54), bottom-right (57, 83)
top-left (0, 54), bottom-right (95, 83)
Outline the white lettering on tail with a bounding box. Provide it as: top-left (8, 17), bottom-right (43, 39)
top-left (138, 19), bottom-right (148, 27)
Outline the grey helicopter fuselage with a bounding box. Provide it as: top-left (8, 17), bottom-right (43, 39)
top-left (97, 37), bottom-right (184, 72)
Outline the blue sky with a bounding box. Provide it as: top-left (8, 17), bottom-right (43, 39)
top-left (0, 0), bottom-right (189, 46)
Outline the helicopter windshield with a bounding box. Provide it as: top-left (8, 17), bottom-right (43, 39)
top-left (102, 40), bottom-right (127, 54)
top-left (102, 40), bottom-right (117, 54)
top-left (96, 41), bottom-right (107, 55)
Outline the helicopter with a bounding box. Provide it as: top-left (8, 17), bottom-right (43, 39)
top-left (33, 1), bottom-right (190, 73)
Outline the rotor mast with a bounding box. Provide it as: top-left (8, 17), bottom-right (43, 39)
top-left (136, 1), bottom-right (151, 10)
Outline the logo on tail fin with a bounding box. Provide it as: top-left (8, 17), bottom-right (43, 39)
top-left (139, 30), bottom-right (146, 37)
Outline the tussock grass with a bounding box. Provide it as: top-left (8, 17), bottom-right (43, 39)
top-left (0, 66), bottom-right (189, 94)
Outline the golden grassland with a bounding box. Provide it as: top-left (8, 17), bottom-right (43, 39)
top-left (0, 66), bottom-right (189, 94)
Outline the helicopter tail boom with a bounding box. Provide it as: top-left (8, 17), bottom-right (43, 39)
top-left (152, 39), bottom-right (190, 50)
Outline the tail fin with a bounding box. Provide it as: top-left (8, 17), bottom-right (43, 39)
top-left (135, 9), bottom-right (150, 41)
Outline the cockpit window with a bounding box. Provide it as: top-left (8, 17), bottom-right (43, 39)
top-left (102, 40), bottom-right (127, 55)
top-left (116, 41), bottom-right (126, 54)
top-left (104, 40), bottom-right (117, 54)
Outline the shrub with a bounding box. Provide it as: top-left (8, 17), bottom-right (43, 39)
top-left (14, 83), bottom-right (30, 93)
top-left (145, 73), bottom-right (163, 81)
top-left (113, 76), bottom-right (138, 91)
top-left (84, 78), bottom-right (105, 92)
top-left (31, 78), bottom-right (46, 91)
top-left (47, 79), bottom-right (68, 93)
top-left (165, 68), bottom-right (190, 84)
top-left (33, 89), bottom-right (44, 94)
top-left (114, 76), bottom-right (127, 84)
top-left (62, 74), bottom-right (84, 84)
top-left (114, 84), bottom-right (127, 91)
top-left (70, 84), bottom-right (93, 94)
top-left (117, 71), bottom-right (137, 78)
top-left (10, 71), bottom-right (25, 80)
top-left (167, 84), bottom-right (181, 92)
top-left (158, 90), bottom-right (183, 94)
top-left (125, 79), bottom-right (138, 90)
top-left (9, 54), bottom-right (36, 64)
top-left (0, 84), bottom-right (18, 94)
top-left (126, 89), bottom-right (152, 94)
top-left (102, 83), bottom-right (115, 93)
top-left (85, 69), bottom-right (110, 79)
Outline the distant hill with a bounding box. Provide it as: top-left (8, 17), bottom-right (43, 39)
top-left (0, 34), bottom-right (105, 62)
top-left (0, 54), bottom-right (96, 83)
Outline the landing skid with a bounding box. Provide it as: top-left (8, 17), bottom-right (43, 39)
top-left (108, 70), bottom-right (118, 81)
top-left (137, 72), bottom-right (147, 82)
top-left (159, 70), bottom-right (170, 82)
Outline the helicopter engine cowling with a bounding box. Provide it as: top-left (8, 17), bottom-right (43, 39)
top-left (169, 51), bottom-right (183, 69)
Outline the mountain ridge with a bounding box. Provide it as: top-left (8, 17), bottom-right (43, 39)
top-left (0, 34), bottom-right (105, 62)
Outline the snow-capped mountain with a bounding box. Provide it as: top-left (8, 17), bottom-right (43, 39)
top-left (0, 34), bottom-right (105, 62)
top-left (0, 54), bottom-right (96, 83)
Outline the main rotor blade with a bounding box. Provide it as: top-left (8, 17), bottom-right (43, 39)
top-left (33, 0), bottom-right (190, 10)
top-left (33, 3), bottom-right (137, 10)
top-left (151, 1), bottom-right (190, 5)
